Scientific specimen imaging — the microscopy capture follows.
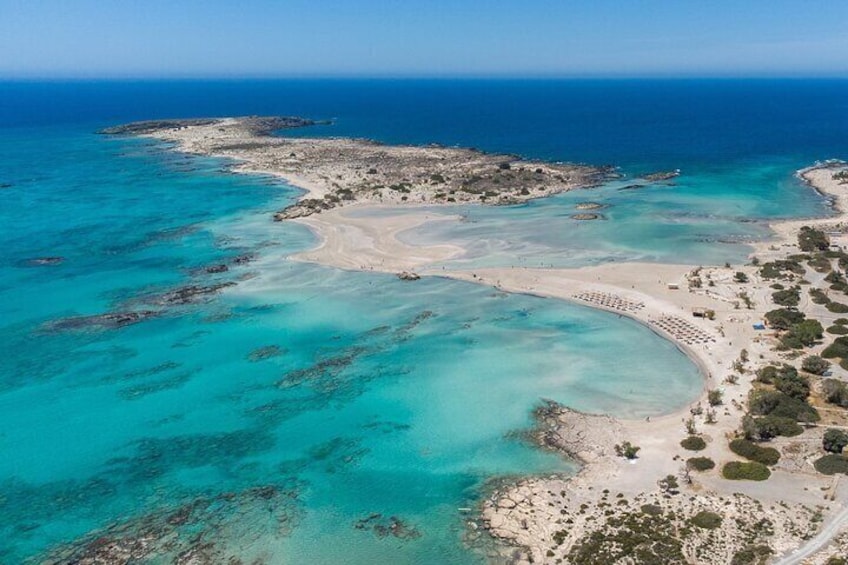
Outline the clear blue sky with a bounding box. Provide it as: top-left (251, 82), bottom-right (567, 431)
top-left (1, 0), bottom-right (846, 78)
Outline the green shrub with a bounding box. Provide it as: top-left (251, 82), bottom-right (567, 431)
top-left (755, 365), bottom-right (778, 383)
top-left (731, 545), bottom-right (773, 565)
top-left (751, 416), bottom-right (804, 438)
top-left (759, 260), bottom-right (805, 280)
top-left (729, 439), bottom-right (780, 465)
top-left (809, 288), bottom-right (831, 304)
top-left (822, 336), bottom-right (848, 358)
top-left (780, 319), bottom-right (823, 349)
top-left (680, 436), bottom-right (706, 451)
top-left (687, 457), bottom-right (715, 471)
top-left (823, 428), bottom-right (848, 453)
top-left (835, 318), bottom-right (848, 326)
top-left (813, 454), bottom-right (848, 475)
top-left (750, 391), bottom-right (811, 421)
top-left (690, 510), bottom-right (723, 529)
top-left (640, 503), bottom-right (663, 516)
top-left (807, 254), bottom-right (832, 273)
top-left (748, 390), bottom-right (819, 422)
top-left (772, 287), bottom-right (800, 307)
top-left (722, 461), bottom-right (771, 481)
top-left (826, 270), bottom-right (847, 285)
top-left (802, 355), bottom-right (830, 375)
top-left (827, 324), bottom-right (848, 335)
top-left (708, 388), bottom-right (723, 406)
top-left (827, 301), bottom-right (848, 313)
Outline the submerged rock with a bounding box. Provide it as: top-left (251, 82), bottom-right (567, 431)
top-left (247, 345), bottom-right (285, 362)
top-left (203, 264), bottom-right (229, 274)
top-left (49, 310), bottom-right (160, 331)
top-left (354, 513), bottom-right (422, 540)
top-left (231, 253), bottom-right (256, 265)
top-left (22, 256), bottom-right (64, 266)
top-left (148, 282), bottom-right (236, 306)
top-left (617, 183), bottom-right (644, 191)
top-left (39, 483), bottom-right (304, 564)
top-left (570, 213), bottom-right (604, 220)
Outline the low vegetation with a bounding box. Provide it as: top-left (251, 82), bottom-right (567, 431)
top-left (771, 286), bottom-right (800, 307)
top-left (748, 390), bottom-right (818, 422)
top-left (742, 414), bottom-right (803, 440)
top-left (680, 436), bottom-right (706, 451)
top-left (822, 378), bottom-right (848, 408)
top-left (722, 461), bottom-right (771, 481)
top-left (730, 545), bottom-right (773, 565)
top-left (690, 511), bottom-right (723, 529)
top-left (798, 226), bottom-right (829, 253)
top-left (814, 454), bottom-right (848, 475)
top-left (801, 355), bottom-right (830, 375)
top-left (687, 457), bottom-right (715, 471)
top-left (823, 428), bottom-right (848, 454)
top-left (729, 439), bottom-right (780, 466)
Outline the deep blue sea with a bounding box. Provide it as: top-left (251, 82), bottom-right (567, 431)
top-left (0, 79), bottom-right (846, 563)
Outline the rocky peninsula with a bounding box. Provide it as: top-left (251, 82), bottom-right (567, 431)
top-left (105, 116), bottom-right (611, 220)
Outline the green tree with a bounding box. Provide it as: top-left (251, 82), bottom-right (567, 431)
top-left (614, 441), bottom-right (640, 459)
top-left (798, 226), bottom-right (830, 252)
top-left (764, 308), bottom-right (805, 331)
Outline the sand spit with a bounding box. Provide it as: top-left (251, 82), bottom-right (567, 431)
top-left (109, 116), bottom-right (610, 220)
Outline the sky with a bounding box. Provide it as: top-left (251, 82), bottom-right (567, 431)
top-left (1, 0), bottom-right (847, 78)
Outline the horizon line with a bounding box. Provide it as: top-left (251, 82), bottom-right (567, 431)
top-left (2, 72), bottom-right (848, 82)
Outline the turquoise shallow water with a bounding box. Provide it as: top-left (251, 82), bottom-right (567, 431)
top-left (1, 79), bottom-right (846, 563)
top-left (385, 157), bottom-right (832, 269)
top-left (0, 127), bottom-right (703, 563)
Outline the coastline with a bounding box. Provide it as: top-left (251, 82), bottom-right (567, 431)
top-left (107, 118), bottom-right (848, 562)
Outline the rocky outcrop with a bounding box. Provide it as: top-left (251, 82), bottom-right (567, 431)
top-left (397, 271), bottom-right (421, 281)
top-left (641, 170), bottom-right (681, 182)
top-left (273, 198), bottom-right (334, 221)
top-left (532, 400), bottom-right (622, 464)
